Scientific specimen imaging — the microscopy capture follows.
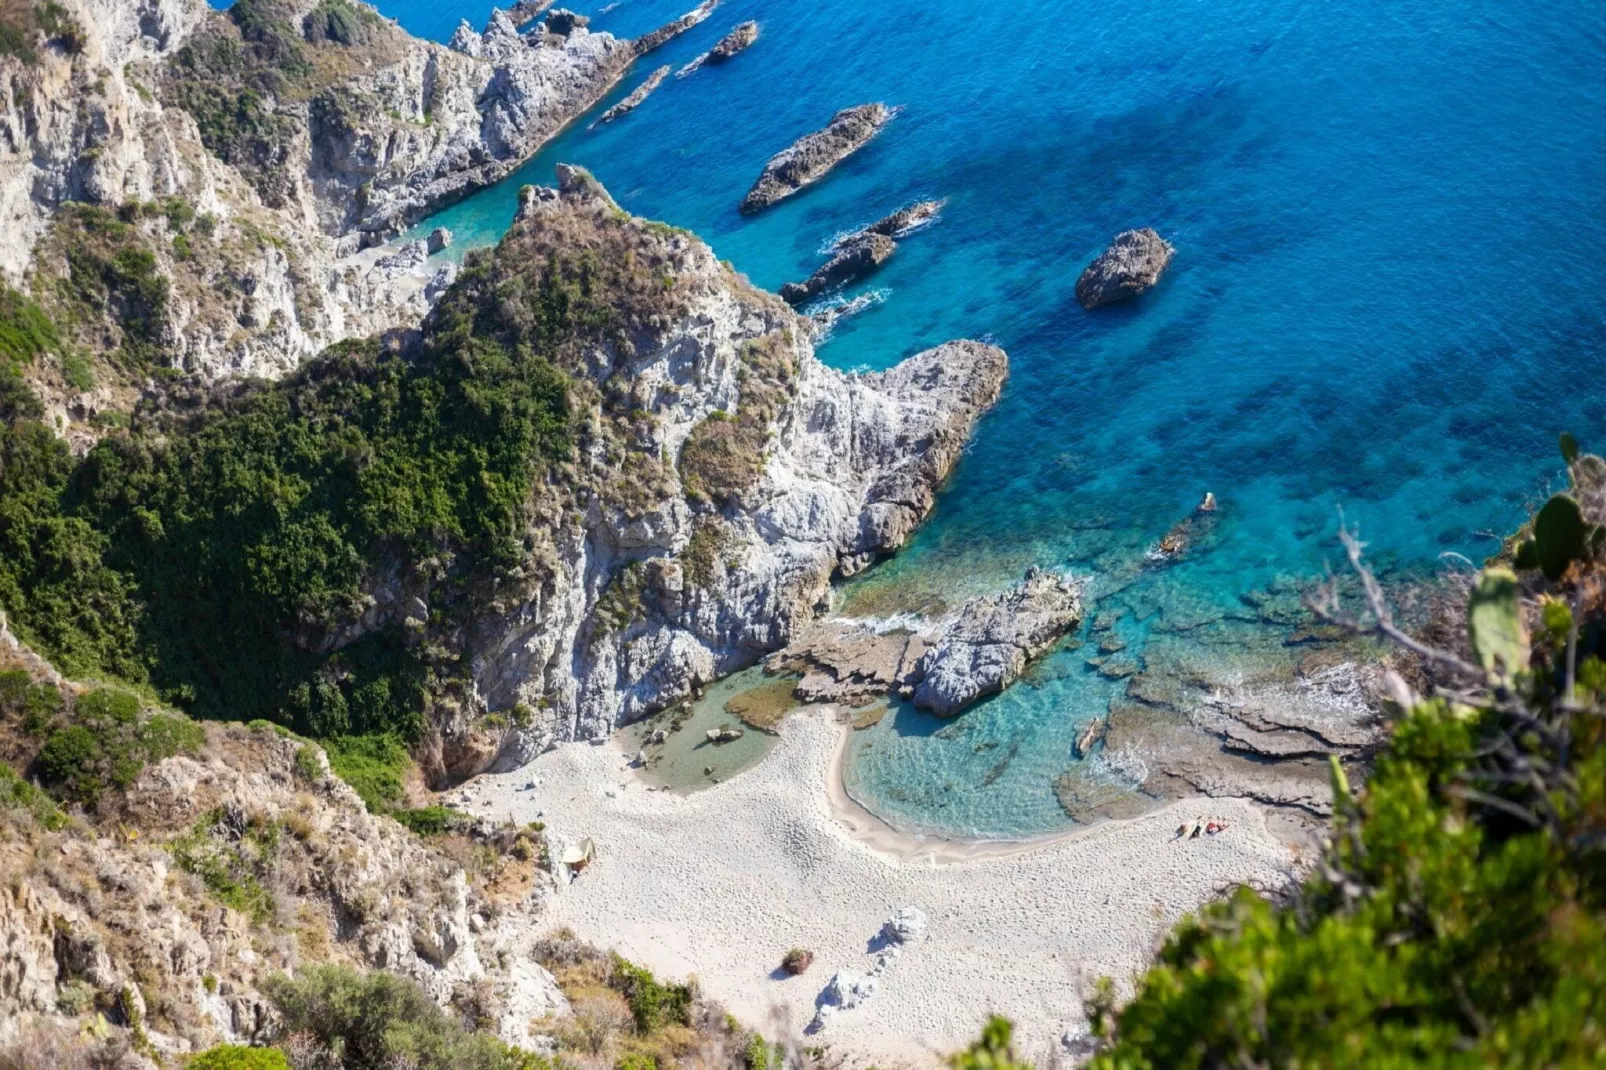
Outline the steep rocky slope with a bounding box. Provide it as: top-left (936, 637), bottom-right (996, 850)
top-left (0, 0), bottom-right (633, 391)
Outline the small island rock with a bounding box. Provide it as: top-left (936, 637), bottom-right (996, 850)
top-left (1074, 228), bottom-right (1174, 309)
top-left (779, 233), bottom-right (896, 307)
top-left (740, 103), bottom-right (892, 215)
top-left (708, 19), bottom-right (759, 61)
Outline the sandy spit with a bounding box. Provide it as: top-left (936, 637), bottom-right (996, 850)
top-left (476, 710), bottom-right (1301, 1067)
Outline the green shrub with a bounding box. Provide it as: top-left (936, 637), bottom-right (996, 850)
top-left (1079, 504), bottom-right (1606, 1068)
top-left (607, 954), bottom-right (692, 1033)
top-left (391, 805), bottom-right (462, 836)
top-left (263, 963), bottom-right (550, 1070)
top-left (292, 742), bottom-right (323, 781)
top-left (168, 808), bottom-right (280, 922)
top-left (34, 689), bottom-right (203, 806)
top-left (0, 760), bottom-right (67, 830)
top-left (0, 285), bottom-right (61, 365)
top-left (186, 1045), bottom-right (291, 1069)
top-left (322, 733), bottom-right (409, 812)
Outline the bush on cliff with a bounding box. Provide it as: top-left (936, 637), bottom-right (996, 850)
top-left (263, 964), bottom-right (551, 1070)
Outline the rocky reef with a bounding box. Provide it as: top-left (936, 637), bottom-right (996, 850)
top-left (593, 64), bottom-right (672, 126)
top-left (633, 0), bottom-right (720, 57)
top-left (769, 568), bottom-right (1083, 715)
top-left (739, 103), bottom-right (892, 214)
top-left (1075, 228), bottom-right (1175, 309)
top-left (780, 232), bottom-right (896, 307)
top-left (833, 199), bottom-right (945, 248)
top-left (678, 19), bottom-right (758, 76)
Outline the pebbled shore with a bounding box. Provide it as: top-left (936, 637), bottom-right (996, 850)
top-left (475, 710), bottom-right (1300, 1065)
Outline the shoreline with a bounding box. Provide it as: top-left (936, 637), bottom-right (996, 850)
top-left (476, 709), bottom-right (1304, 1065)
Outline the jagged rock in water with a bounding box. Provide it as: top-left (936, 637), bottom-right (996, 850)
top-left (593, 65), bottom-right (672, 126)
top-left (545, 8), bottom-right (589, 35)
top-left (911, 568), bottom-right (1084, 716)
top-left (780, 233), bottom-right (897, 307)
top-left (680, 19), bottom-right (760, 75)
top-left (708, 20), bottom-right (760, 60)
top-left (739, 104), bottom-right (893, 214)
top-left (771, 568), bottom-right (1080, 716)
top-left (808, 291), bottom-right (886, 336)
top-left (427, 227), bottom-right (454, 254)
top-left (508, 0), bottom-right (555, 26)
top-left (635, 0), bottom-right (720, 56)
top-left (832, 199), bottom-right (945, 250)
top-left (1075, 228), bottom-right (1175, 309)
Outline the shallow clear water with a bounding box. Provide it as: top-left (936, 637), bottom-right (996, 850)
top-left (379, 0), bottom-right (1606, 837)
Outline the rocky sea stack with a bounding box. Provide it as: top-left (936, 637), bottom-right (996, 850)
top-left (708, 19), bottom-right (759, 61)
top-left (634, 0), bottom-right (720, 56)
top-left (739, 103), bottom-right (893, 214)
top-left (593, 65), bottom-right (672, 126)
top-left (780, 233), bottom-right (896, 307)
top-left (1075, 228), bottom-right (1175, 309)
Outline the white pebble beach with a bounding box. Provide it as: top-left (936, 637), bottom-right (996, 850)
top-left (478, 710), bottom-right (1301, 1067)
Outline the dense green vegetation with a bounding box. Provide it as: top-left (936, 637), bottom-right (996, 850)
top-left (187, 1046), bottom-right (292, 1070)
top-left (1007, 441), bottom-right (1606, 1067)
top-left (263, 964), bottom-right (553, 1070)
top-left (28, 686), bottom-right (203, 807)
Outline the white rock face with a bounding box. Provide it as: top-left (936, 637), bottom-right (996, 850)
top-left (429, 171), bottom-right (1010, 765)
top-left (0, 0), bottom-right (632, 381)
top-left (879, 906), bottom-right (928, 946)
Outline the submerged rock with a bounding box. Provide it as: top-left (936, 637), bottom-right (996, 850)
top-left (780, 233), bottom-right (897, 307)
top-left (1075, 228), bottom-right (1175, 309)
top-left (808, 290), bottom-right (887, 336)
top-left (593, 65), bottom-right (672, 127)
top-left (544, 8), bottom-right (589, 35)
top-left (635, 0), bottom-right (720, 56)
top-left (740, 104), bottom-right (893, 214)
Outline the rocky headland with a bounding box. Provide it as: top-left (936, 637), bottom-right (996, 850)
top-left (1, 0), bottom-right (638, 393)
top-left (739, 103), bottom-right (893, 214)
top-left (1075, 228), bottom-right (1175, 309)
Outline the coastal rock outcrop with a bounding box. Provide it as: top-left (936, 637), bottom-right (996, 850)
top-left (739, 104), bottom-right (893, 214)
top-left (910, 568), bottom-right (1085, 716)
top-left (593, 65), bottom-right (672, 126)
top-left (833, 199), bottom-right (945, 249)
top-left (1075, 228), bottom-right (1175, 309)
top-left (769, 568), bottom-right (1083, 715)
top-left (678, 19), bottom-right (758, 76)
top-left (780, 233), bottom-right (896, 307)
top-left (634, 0), bottom-right (720, 57)
top-left (338, 168), bottom-right (1008, 760)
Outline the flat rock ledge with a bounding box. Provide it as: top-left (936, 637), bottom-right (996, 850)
top-left (740, 103), bottom-right (893, 215)
top-left (1075, 228), bottom-right (1175, 309)
top-left (769, 568), bottom-right (1084, 716)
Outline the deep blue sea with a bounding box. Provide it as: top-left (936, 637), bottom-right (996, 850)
top-left (378, 0), bottom-right (1606, 837)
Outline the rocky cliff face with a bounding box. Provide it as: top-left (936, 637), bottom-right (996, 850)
top-left (342, 168), bottom-right (1007, 768)
top-left (1, 0), bottom-right (632, 390)
top-left (0, 705), bottom-right (567, 1058)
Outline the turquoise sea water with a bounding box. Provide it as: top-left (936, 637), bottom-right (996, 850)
top-left (380, 0), bottom-right (1606, 837)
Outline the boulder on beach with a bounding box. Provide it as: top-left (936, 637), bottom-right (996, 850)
top-left (740, 103), bottom-right (892, 214)
top-left (880, 906), bottom-right (928, 945)
top-left (1075, 228), bottom-right (1174, 309)
top-left (779, 233), bottom-right (896, 307)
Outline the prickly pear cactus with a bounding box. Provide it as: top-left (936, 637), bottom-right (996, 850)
top-left (1468, 567), bottom-right (1528, 677)
top-left (1533, 494), bottom-right (1591, 582)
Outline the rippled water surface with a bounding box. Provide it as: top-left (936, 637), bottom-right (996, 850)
top-left (377, 0), bottom-right (1606, 837)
